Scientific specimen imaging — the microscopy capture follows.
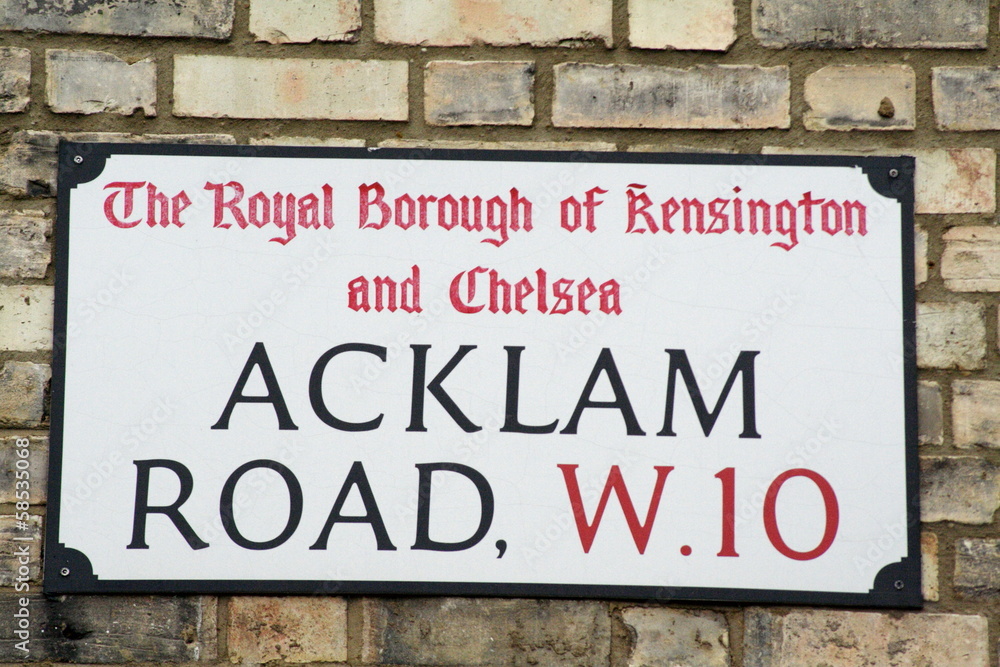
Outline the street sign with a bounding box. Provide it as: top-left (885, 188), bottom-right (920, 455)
top-left (47, 143), bottom-right (919, 606)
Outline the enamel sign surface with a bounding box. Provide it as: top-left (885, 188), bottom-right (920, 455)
top-left (47, 143), bottom-right (919, 606)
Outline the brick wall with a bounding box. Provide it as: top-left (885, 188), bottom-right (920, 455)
top-left (1, 0), bottom-right (999, 664)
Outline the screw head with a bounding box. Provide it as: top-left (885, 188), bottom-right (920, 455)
top-left (888, 168), bottom-right (899, 178)
top-left (60, 567), bottom-right (70, 576)
top-left (73, 155), bottom-right (83, 164)
top-left (894, 579), bottom-right (904, 590)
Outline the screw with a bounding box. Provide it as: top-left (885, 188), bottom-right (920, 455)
top-left (894, 580), bottom-right (904, 590)
top-left (73, 155), bottom-right (83, 164)
top-left (60, 567), bottom-right (70, 576)
top-left (888, 168), bottom-right (899, 178)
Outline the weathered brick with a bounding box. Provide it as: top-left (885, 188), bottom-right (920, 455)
top-left (0, 0), bottom-right (234, 38)
top-left (762, 147), bottom-right (995, 214)
top-left (141, 134), bottom-right (238, 145)
top-left (953, 380), bottom-right (1000, 448)
top-left (425, 61), bottom-right (534, 126)
top-left (752, 0), bottom-right (988, 48)
top-left (913, 148), bottom-right (995, 214)
top-left (0, 211), bottom-right (50, 279)
top-left (918, 380), bottom-right (943, 446)
top-left (942, 227), bottom-right (1000, 292)
top-left (0, 363), bottom-right (49, 428)
top-left (249, 137), bottom-right (366, 147)
top-left (0, 130), bottom-right (62, 197)
top-left (621, 607), bottom-right (728, 667)
top-left (933, 67), bottom-right (1000, 131)
top-left (955, 538), bottom-right (1000, 598)
top-left (628, 144), bottom-right (733, 153)
top-left (916, 302), bottom-right (985, 370)
top-left (553, 63), bottom-right (789, 129)
top-left (0, 131), bottom-right (235, 197)
top-left (920, 456), bottom-right (1000, 524)
top-left (0, 596), bottom-right (216, 661)
top-left (228, 597), bottom-right (346, 663)
top-left (0, 285), bottom-right (53, 352)
top-left (0, 514), bottom-right (42, 585)
top-left (174, 56), bottom-right (407, 121)
top-left (45, 50), bottom-right (155, 116)
top-left (804, 65), bottom-right (914, 131)
top-left (374, 0), bottom-right (612, 46)
top-left (378, 139), bottom-right (616, 151)
top-left (628, 0), bottom-right (735, 50)
top-left (250, 0), bottom-right (359, 43)
top-left (922, 532), bottom-right (939, 601)
top-left (915, 225), bottom-right (928, 287)
top-left (0, 435), bottom-right (48, 503)
top-left (361, 598), bottom-right (611, 666)
top-left (0, 47), bottom-right (29, 113)
top-left (744, 608), bottom-right (988, 666)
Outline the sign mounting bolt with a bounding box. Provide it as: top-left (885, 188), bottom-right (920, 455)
top-left (894, 580), bottom-right (904, 590)
top-left (73, 155), bottom-right (83, 164)
top-left (888, 168), bottom-right (899, 178)
top-left (60, 567), bottom-right (70, 576)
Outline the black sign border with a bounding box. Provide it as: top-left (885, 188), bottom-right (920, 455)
top-left (46, 142), bottom-right (920, 608)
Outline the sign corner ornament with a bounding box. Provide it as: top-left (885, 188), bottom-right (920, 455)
top-left (46, 141), bottom-right (921, 607)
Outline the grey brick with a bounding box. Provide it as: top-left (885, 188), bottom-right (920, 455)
top-left (0, 362), bottom-right (49, 428)
top-left (46, 49), bottom-right (155, 116)
top-left (0, 361), bottom-right (52, 428)
top-left (0, 211), bottom-right (49, 279)
top-left (920, 456), bottom-right (1000, 524)
top-left (553, 63), bottom-right (789, 129)
top-left (752, 0), bottom-right (988, 48)
top-left (916, 302), bottom-right (986, 370)
top-left (0, 0), bottom-right (234, 39)
top-left (933, 67), bottom-right (1000, 130)
top-left (362, 598), bottom-right (610, 666)
top-left (918, 381), bottom-right (943, 446)
top-left (744, 608), bottom-right (988, 666)
top-left (0, 47), bottom-right (29, 112)
top-left (0, 596), bottom-right (217, 661)
top-left (953, 379), bottom-right (1000, 448)
top-left (955, 538), bottom-right (1000, 598)
top-left (425, 60), bottom-right (534, 126)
